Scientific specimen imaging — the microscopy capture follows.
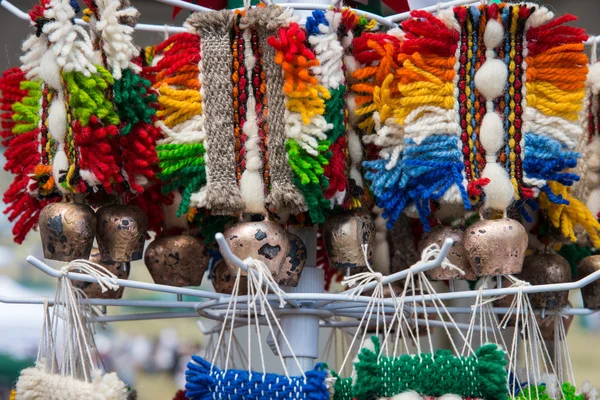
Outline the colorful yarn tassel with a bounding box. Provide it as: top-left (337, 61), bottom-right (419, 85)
top-left (185, 355), bottom-right (332, 400)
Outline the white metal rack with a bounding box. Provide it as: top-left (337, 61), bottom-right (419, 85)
top-left (1, 0), bottom-right (600, 378)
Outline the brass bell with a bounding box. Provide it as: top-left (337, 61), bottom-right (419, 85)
top-left (144, 235), bottom-right (208, 287)
top-left (38, 202), bottom-right (96, 261)
top-left (463, 218), bottom-right (528, 276)
top-left (276, 233), bottom-right (307, 287)
top-left (96, 204), bottom-right (148, 262)
top-left (73, 248), bottom-right (129, 299)
top-left (578, 255), bottom-right (600, 309)
top-left (223, 220), bottom-right (290, 280)
top-left (211, 258), bottom-right (248, 295)
top-left (418, 225), bottom-right (476, 281)
top-left (323, 210), bottom-right (375, 269)
top-left (516, 254), bottom-right (571, 309)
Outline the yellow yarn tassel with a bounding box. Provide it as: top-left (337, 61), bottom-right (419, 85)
top-left (539, 181), bottom-right (600, 247)
top-left (156, 84), bottom-right (202, 128)
top-left (10, 390), bottom-right (16, 400)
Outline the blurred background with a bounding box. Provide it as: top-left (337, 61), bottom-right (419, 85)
top-left (0, 0), bottom-right (600, 399)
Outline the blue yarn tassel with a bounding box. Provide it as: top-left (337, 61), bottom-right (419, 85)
top-left (306, 10), bottom-right (328, 36)
top-left (185, 355), bottom-right (332, 400)
top-left (69, 0), bottom-right (81, 14)
top-left (523, 133), bottom-right (580, 204)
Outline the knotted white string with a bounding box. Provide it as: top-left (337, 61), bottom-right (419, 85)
top-left (61, 259), bottom-right (119, 293)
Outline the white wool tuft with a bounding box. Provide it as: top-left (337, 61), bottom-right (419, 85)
top-left (47, 94), bottom-right (67, 140)
top-left (481, 163), bottom-right (514, 211)
top-left (79, 169), bottom-right (102, 189)
top-left (474, 58), bottom-right (507, 100)
top-left (387, 27), bottom-right (405, 41)
top-left (438, 394), bottom-right (463, 400)
top-left (52, 150), bottom-right (69, 194)
top-left (587, 189), bottom-right (600, 218)
top-left (39, 50), bottom-right (62, 90)
top-left (483, 19), bottom-right (504, 49)
top-left (588, 62), bottom-right (600, 94)
top-left (95, 0), bottom-right (141, 79)
top-left (240, 170), bottom-right (266, 214)
top-left (479, 112), bottom-right (505, 154)
top-left (20, 35), bottom-right (46, 80)
top-left (389, 391), bottom-right (423, 400)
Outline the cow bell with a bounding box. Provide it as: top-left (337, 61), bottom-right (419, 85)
top-left (516, 254), bottom-right (571, 309)
top-left (578, 255), bottom-right (600, 309)
top-left (463, 218), bottom-right (528, 276)
top-left (39, 202), bottom-right (96, 261)
top-left (96, 204), bottom-right (148, 262)
top-left (223, 220), bottom-right (290, 281)
top-left (323, 211), bottom-right (375, 269)
top-left (276, 232), bottom-right (307, 287)
top-left (211, 258), bottom-right (248, 295)
top-left (418, 225), bottom-right (476, 281)
top-left (144, 235), bottom-right (208, 287)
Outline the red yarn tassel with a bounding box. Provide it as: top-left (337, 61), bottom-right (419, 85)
top-left (323, 136), bottom-right (348, 200)
top-left (173, 390), bottom-right (187, 400)
top-left (143, 33), bottom-right (201, 85)
top-left (120, 122), bottom-right (161, 193)
top-left (526, 14), bottom-right (587, 55)
top-left (401, 10), bottom-right (460, 57)
top-left (73, 116), bottom-right (122, 193)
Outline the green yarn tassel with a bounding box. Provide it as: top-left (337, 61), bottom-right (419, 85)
top-left (324, 86), bottom-right (346, 143)
top-left (12, 80), bottom-right (42, 134)
top-left (63, 66), bottom-right (119, 126)
top-left (157, 142), bottom-right (206, 216)
top-left (286, 138), bottom-right (331, 224)
top-left (512, 383), bottom-right (584, 400)
top-left (113, 68), bottom-right (157, 135)
top-left (353, 336), bottom-right (508, 400)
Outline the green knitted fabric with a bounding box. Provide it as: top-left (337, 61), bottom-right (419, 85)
top-left (353, 336), bottom-right (508, 400)
top-left (63, 66), bottom-right (119, 126)
top-left (512, 383), bottom-right (584, 400)
top-left (12, 80), bottom-right (42, 134)
top-left (332, 374), bottom-right (353, 400)
top-left (287, 139), bottom-right (331, 224)
top-left (324, 87), bottom-right (346, 143)
top-left (560, 383), bottom-right (585, 400)
top-left (113, 68), bottom-right (157, 135)
top-left (558, 243), bottom-right (600, 279)
top-left (157, 142), bottom-right (206, 216)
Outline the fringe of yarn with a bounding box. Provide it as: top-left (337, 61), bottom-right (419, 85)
top-left (268, 20), bottom-right (332, 223)
top-left (523, 9), bottom-right (595, 244)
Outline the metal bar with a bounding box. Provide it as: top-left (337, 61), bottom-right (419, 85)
top-left (385, 0), bottom-right (480, 23)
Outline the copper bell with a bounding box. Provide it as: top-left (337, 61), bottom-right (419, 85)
top-left (211, 258), bottom-right (248, 295)
top-left (418, 225), bottom-right (476, 281)
top-left (223, 220), bottom-right (290, 281)
top-left (73, 248), bottom-right (129, 299)
top-left (516, 254), bottom-right (571, 309)
top-left (96, 204), bottom-right (148, 262)
top-left (276, 233), bottom-right (307, 287)
top-left (463, 218), bottom-right (528, 276)
top-left (39, 202), bottom-right (96, 261)
top-left (578, 255), bottom-right (600, 309)
top-left (144, 235), bottom-right (208, 287)
top-left (323, 210), bottom-right (375, 269)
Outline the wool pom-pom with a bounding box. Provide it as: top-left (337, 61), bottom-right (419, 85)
top-left (438, 394), bottom-right (463, 400)
top-left (483, 18), bottom-right (504, 49)
top-left (474, 58), bottom-right (507, 100)
top-left (39, 49), bottom-right (62, 90)
top-left (481, 163), bottom-right (514, 211)
top-left (389, 391), bottom-right (423, 400)
top-left (479, 112), bottom-right (504, 154)
top-left (240, 169), bottom-right (266, 214)
top-left (47, 94), bottom-right (67, 141)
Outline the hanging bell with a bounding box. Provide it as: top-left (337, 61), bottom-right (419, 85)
top-left (211, 258), bottom-right (248, 295)
top-left (38, 202), bottom-right (96, 261)
top-left (223, 220), bottom-right (290, 281)
top-left (418, 225), bottom-right (476, 281)
top-left (463, 218), bottom-right (528, 276)
top-left (73, 247), bottom-right (129, 299)
top-left (144, 235), bottom-right (208, 287)
top-left (275, 233), bottom-right (307, 287)
top-left (578, 255), bottom-right (600, 309)
top-left (537, 303), bottom-right (574, 342)
top-left (516, 254), bottom-right (571, 309)
top-left (323, 210), bottom-right (375, 269)
top-left (96, 204), bottom-right (148, 262)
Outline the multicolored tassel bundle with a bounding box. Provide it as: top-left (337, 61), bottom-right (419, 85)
top-left (362, 3), bottom-right (600, 247)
